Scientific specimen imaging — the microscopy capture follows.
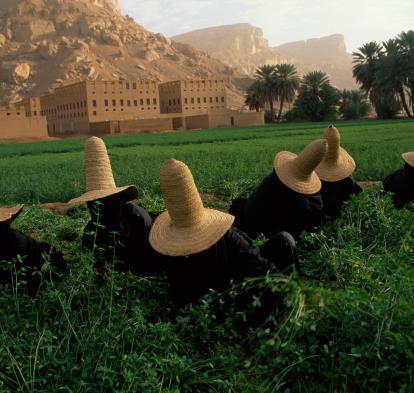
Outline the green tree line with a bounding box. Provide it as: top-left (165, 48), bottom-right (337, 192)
top-left (246, 29), bottom-right (413, 122)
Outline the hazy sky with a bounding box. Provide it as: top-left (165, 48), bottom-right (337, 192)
top-left (119, 0), bottom-right (413, 52)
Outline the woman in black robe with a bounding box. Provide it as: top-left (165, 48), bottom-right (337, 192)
top-left (149, 159), bottom-right (300, 311)
top-left (0, 205), bottom-right (66, 295)
top-left (383, 151), bottom-right (414, 209)
top-left (230, 139), bottom-right (327, 240)
top-left (315, 125), bottom-right (362, 218)
top-left (69, 136), bottom-right (156, 275)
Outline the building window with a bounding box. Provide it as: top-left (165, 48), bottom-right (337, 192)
top-left (112, 99), bottom-right (116, 106)
top-left (120, 99), bottom-right (124, 106)
top-left (191, 98), bottom-right (194, 104)
top-left (34, 111), bottom-right (37, 116)
top-left (184, 98), bottom-right (188, 104)
top-left (134, 100), bottom-right (138, 106)
top-left (221, 97), bottom-right (225, 103)
top-left (127, 100), bottom-right (131, 107)
top-left (197, 97), bottom-right (201, 103)
top-left (126, 83), bottom-right (130, 90)
top-left (173, 99), bottom-right (176, 105)
top-left (133, 83), bottom-right (137, 89)
top-left (210, 97), bottom-right (213, 103)
top-left (216, 97), bottom-right (219, 103)
top-left (92, 100), bottom-right (97, 107)
top-left (204, 97), bottom-right (207, 103)
top-left (93, 111), bottom-right (97, 115)
top-left (145, 99), bottom-right (149, 105)
top-left (169, 99), bottom-right (171, 105)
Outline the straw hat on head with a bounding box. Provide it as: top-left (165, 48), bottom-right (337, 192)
top-left (149, 159), bottom-right (234, 257)
top-left (402, 151), bottom-right (414, 167)
top-left (0, 204), bottom-right (24, 224)
top-left (69, 136), bottom-right (138, 205)
top-left (274, 139), bottom-right (328, 195)
top-left (315, 125), bottom-right (356, 182)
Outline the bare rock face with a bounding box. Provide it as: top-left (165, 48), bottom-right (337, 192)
top-left (37, 41), bottom-right (58, 58)
top-left (0, 33), bottom-right (6, 47)
top-left (173, 24), bottom-right (356, 89)
top-left (11, 63), bottom-right (31, 83)
top-left (0, 0), bottom-right (244, 107)
top-left (12, 19), bottom-right (56, 42)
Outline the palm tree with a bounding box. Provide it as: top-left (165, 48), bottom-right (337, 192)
top-left (274, 64), bottom-right (300, 122)
top-left (396, 30), bottom-right (414, 117)
top-left (294, 71), bottom-right (339, 121)
top-left (376, 39), bottom-right (413, 118)
top-left (352, 41), bottom-right (383, 96)
top-left (254, 65), bottom-right (277, 122)
top-left (245, 81), bottom-right (263, 112)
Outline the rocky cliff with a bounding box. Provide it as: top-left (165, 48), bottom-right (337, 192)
top-left (0, 0), bottom-right (243, 106)
top-left (173, 24), bottom-right (356, 89)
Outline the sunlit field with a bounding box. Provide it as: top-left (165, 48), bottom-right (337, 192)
top-left (1, 119), bottom-right (414, 392)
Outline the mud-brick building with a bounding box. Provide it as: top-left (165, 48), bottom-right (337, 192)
top-left (0, 101), bottom-right (47, 140)
top-left (159, 80), bottom-right (227, 115)
top-left (40, 80), bottom-right (162, 135)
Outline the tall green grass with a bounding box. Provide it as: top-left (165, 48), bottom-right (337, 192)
top-left (1, 190), bottom-right (414, 392)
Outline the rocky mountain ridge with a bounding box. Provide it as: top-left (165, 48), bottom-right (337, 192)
top-left (0, 0), bottom-right (243, 107)
top-left (172, 24), bottom-right (356, 89)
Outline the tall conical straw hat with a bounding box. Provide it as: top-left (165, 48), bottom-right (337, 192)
top-left (274, 139), bottom-right (328, 195)
top-left (0, 204), bottom-right (24, 223)
top-left (315, 125), bottom-right (356, 182)
top-left (149, 159), bottom-right (234, 256)
top-left (69, 137), bottom-right (138, 205)
top-left (402, 151), bottom-right (414, 167)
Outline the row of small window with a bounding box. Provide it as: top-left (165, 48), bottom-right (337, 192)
top-left (93, 91), bottom-right (156, 95)
top-left (96, 81), bottom-right (155, 90)
top-left (95, 107), bottom-right (157, 114)
top-left (56, 101), bottom-right (87, 112)
top-left (41, 109), bottom-right (56, 116)
top-left (1, 112), bottom-right (21, 116)
top-left (167, 97), bottom-right (225, 106)
top-left (57, 112), bottom-right (87, 119)
top-left (96, 98), bottom-right (158, 107)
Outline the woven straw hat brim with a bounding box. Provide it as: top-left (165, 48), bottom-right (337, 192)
top-left (274, 151), bottom-right (321, 195)
top-left (402, 152), bottom-right (414, 167)
top-left (0, 204), bottom-right (24, 223)
top-left (68, 185), bottom-right (138, 205)
top-left (149, 208), bottom-right (235, 256)
top-left (315, 147), bottom-right (356, 182)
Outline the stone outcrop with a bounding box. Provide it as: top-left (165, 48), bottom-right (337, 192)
top-left (11, 63), bottom-right (31, 83)
top-left (173, 24), bottom-right (356, 89)
top-left (0, 0), bottom-right (244, 107)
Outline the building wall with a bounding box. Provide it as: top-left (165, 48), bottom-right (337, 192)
top-left (90, 118), bottom-right (173, 135)
top-left (40, 82), bottom-right (90, 135)
top-left (0, 110), bottom-right (48, 139)
top-left (184, 114), bottom-right (210, 130)
top-left (159, 80), bottom-right (227, 115)
top-left (86, 80), bottom-right (160, 123)
top-left (159, 81), bottom-right (182, 114)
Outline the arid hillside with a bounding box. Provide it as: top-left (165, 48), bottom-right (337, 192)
top-left (0, 0), bottom-right (244, 107)
top-left (172, 24), bottom-right (356, 89)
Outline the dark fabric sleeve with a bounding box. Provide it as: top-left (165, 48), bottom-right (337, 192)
top-left (225, 228), bottom-right (280, 280)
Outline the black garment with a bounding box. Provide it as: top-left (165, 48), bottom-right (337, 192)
top-left (383, 164), bottom-right (414, 209)
top-left (0, 223), bottom-right (66, 295)
top-left (160, 227), bottom-right (297, 308)
top-left (320, 176), bottom-right (362, 218)
top-left (230, 170), bottom-right (323, 240)
top-left (82, 200), bottom-right (157, 275)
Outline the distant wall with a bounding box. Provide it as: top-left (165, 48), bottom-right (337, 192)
top-left (233, 111), bottom-right (264, 127)
top-left (89, 118), bottom-right (173, 135)
top-left (0, 117), bottom-right (48, 140)
top-left (184, 114), bottom-right (209, 130)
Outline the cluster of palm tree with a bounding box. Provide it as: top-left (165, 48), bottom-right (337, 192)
top-left (352, 30), bottom-right (414, 119)
top-left (245, 64), bottom-right (300, 122)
